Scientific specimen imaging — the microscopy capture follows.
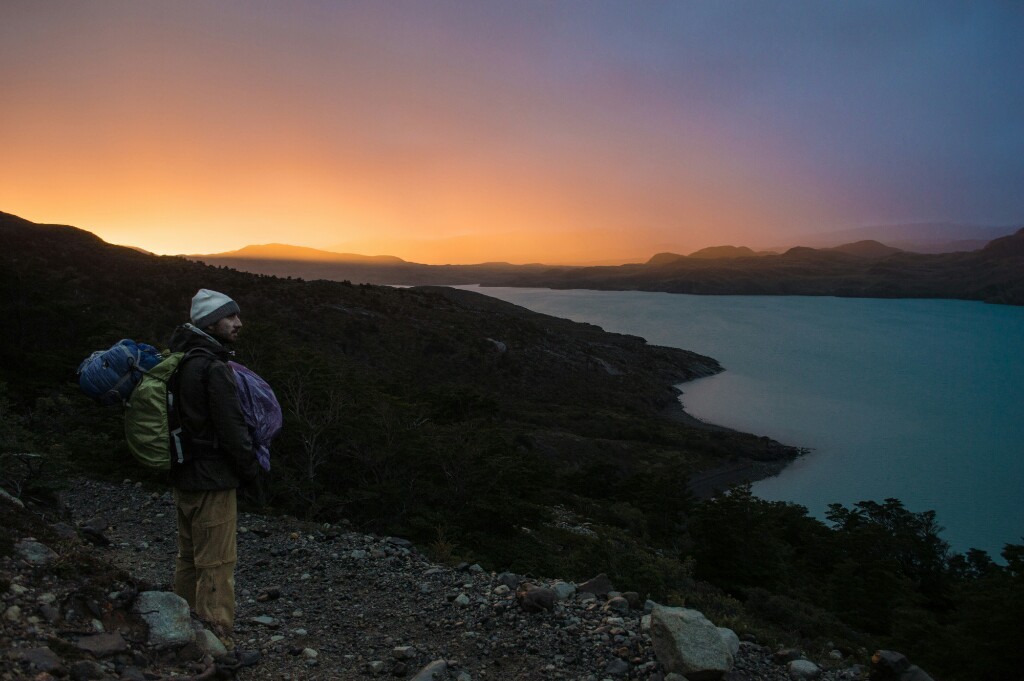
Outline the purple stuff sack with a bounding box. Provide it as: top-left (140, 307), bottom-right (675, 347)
top-left (228, 361), bottom-right (282, 471)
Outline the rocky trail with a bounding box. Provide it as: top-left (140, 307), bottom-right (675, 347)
top-left (2, 478), bottom-right (869, 680)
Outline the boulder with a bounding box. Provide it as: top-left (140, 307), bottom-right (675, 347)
top-left (870, 650), bottom-right (935, 681)
top-left (194, 629), bottom-right (227, 657)
top-left (76, 632), bottom-right (128, 657)
top-left (15, 539), bottom-right (58, 565)
top-left (649, 606), bottom-right (733, 680)
top-left (604, 596), bottom-right (630, 614)
top-left (21, 646), bottom-right (64, 674)
top-left (133, 591), bottom-right (194, 649)
top-left (496, 572), bottom-right (520, 590)
top-left (551, 581), bottom-right (576, 601)
top-left (517, 584), bottom-right (555, 613)
top-left (576, 573), bottom-right (614, 597)
top-left (717, 627), bottom-right (740, 657)
top-left (787, 659), bottom-right (821, 679)
top-left (410, 659), bottom-right (448, 681)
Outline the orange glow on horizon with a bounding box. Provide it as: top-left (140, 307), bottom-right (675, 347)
top-left (0, 2), bottom-right (847, 265)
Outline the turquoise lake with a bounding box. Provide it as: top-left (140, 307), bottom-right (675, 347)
top-left (461, 286), bottom-right (1024, 557)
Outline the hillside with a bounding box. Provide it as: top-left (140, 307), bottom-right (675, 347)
top-left (3, 210), bottom-right (1023, 681)
top-left (0, 210), bottom-right (793, 584)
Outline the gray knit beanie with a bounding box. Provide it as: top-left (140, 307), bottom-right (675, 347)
top-left (190, 289), bottom-right (240, 329)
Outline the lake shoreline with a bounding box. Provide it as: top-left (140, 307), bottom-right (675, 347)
top-left (660, 388), bottom-right (802, 500)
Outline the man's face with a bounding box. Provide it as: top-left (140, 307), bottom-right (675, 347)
top-left (207, 313), bottom-right (242, 343)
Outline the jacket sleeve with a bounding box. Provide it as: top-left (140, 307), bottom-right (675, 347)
top-left (206, 361), bottom-right (259, 485)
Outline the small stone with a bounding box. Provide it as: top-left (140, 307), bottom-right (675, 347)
top-left (393, 646), bottom-right (416, 659)
top-left (468, 564), bottom-right (484, 573)
top-left (493, 585), bottom-right (510, 595)
top-left (788, 659), bottom-right (821, 679)
top-left (369, 660), bottom-right (386, 673)
top-left (830, 650), bottom-right (843, 660)
top-left (456, 673), bottom-right (472, 681)
top-left (622, 591), bottom-right (642, 609)
top-left (302, 648), bottom-right (318, 659)
top-left (76, 632), bottom-right (128, 657)
top-left (21, 647), bottom-right (63, 673)
top-left (15, 539), bottom-right (58, 565)
top-left (454, 593), bottom-right (471, 606)
top-left (605, 658), bottom-right (630, 676)
top-left (251, 615), bottom-right (279, 627)
top-left (9, 583), bottom-right (28, 595)
top-left (37, 592), bottom-right (57, 604)
top-left (293, 628), bottom-right (308, 636)
top-left (604, 596), bottom-right (630, 614)
top-left (70, 659), bottom-right (104, 680)
top-left (496, 572), bottom-right (520, 589)
top-left (351, 549), bottom-right (367, 559)
top-left (300, 572), bottom-right (311, 580)
top-left (551, 581), bottom-right (576, 601)
top-left (4, 605), bottom-right (22, 621)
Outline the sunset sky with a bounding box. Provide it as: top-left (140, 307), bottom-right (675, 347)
top-left (2, 2), bottom-right (1022, 264)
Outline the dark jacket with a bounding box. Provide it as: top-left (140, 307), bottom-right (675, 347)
top-left (167, 325), bottom-right (258, 491)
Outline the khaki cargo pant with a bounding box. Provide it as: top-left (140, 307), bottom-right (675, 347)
top-left (173, 488), bottom-right (237, 634)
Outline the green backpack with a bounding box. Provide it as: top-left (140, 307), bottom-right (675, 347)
top-left (124, 348), bottom-right (213, 470)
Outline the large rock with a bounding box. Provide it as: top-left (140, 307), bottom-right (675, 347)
top-left (870, 650), bottom-right (935, 681)
top-left (717, 627), bottom-right (740, 657)
top-left (76, 632), bottom-right (128, 657)
top-left (551, 581), bottom-right (576, 601)
top-left (134, 591), bottom-right (194, 649)
top-left (517, 584), bottom-right (555, 613)
top-left (576, 573), bottom-right (614, 597)
top-left (410, 659), bottom-right (448, 681)
top-left (787, 659), bottom-right (821, 679)
top-left (649, 606), bottom-right (734, 680)
top-left (15, 539), bottom-right (58, 565)
top-left (21, 646), bottom-right (64, 674)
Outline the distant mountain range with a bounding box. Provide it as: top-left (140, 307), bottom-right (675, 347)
top-left (775, 222), bottom-right (1020, 254)
top-left (188, 229), bottom-right (1024, 306)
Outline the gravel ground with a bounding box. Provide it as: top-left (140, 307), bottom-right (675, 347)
top-left (50, 478), bottom-right (866, 681)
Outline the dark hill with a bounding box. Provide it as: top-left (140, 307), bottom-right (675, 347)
top-left (0, 210), bottom-right (795, 592)
top-left (827, 240), bottom-right (904, 258)
top-left (197, 243), bottom-right (408, 264)
top-left (485, 234), bottom-right (1024, 305)
top-left (687, 245), bottom-right (760, 259)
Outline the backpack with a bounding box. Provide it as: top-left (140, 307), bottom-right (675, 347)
top-left (77, 340), bottom-right (163, 406)
top-left (228, 361), bottom-right (282, 471)
top-left (124, 348), bottom-right (214, 470)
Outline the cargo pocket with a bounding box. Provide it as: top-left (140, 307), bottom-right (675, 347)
top-left (194, 516), bottom-right (237, 568)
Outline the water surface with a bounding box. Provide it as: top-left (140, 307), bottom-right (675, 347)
top-left (461, 286), bottom-right (1024, 557)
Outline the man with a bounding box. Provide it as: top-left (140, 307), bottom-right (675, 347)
top-left (168, 288), bottom-right (258, 659)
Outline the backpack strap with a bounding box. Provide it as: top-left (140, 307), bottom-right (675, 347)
top-left (167, 348), bottom-right (221, 466)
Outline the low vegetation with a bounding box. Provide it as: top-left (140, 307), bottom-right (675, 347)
top-left (2, 211), bottom-right (1022, 680)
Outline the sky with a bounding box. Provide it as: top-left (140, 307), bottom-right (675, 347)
top-left (2, 1), bottom-right (1023, 264)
